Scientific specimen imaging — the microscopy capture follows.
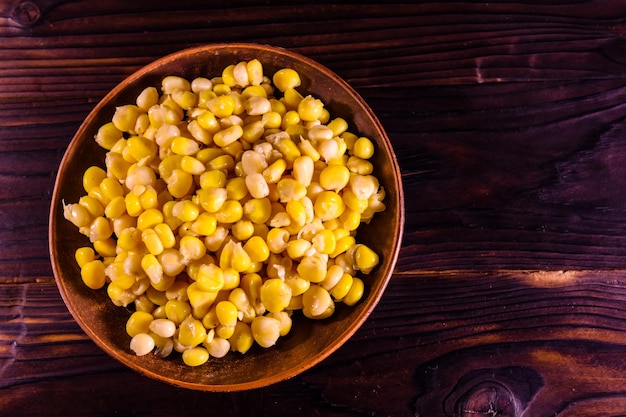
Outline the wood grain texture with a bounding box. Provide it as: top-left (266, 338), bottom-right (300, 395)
top-left (3, 1), bottom-right (626, 416)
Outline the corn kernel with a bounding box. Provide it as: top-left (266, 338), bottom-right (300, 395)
top-left (353, 137), bottom-right (375, 159)
top-left (302, 285), bottom-right (334, 319)
top-left (260, 278), bottom-right (292, 313)
top-left (242, 197), bottom-right (272, 224)
top-left (229, 321), bottom-right (254, 354)
top-left (182, 347), bottom-right (209, 366)
top-left (297, 253), bottom-right (327, 283)
top-left (126, 311), bottom-right (154, 337)
top-left (81, 259), bottom-right (106, 290)
top-left (251, 316), bottom-right (281, 348)
top-left (353, 244), bottom-right (380, 274)
top-left (130, 333), bottom-right (155, 356)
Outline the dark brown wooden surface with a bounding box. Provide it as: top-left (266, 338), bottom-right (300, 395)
top-left (3, 1), bottom-right (626, 416)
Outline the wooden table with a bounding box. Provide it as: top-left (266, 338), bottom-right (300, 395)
top-left (3, 1), bottom-right (626, 416)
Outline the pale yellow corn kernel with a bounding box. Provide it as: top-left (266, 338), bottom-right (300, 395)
top-left (353, 244), bottom-right (380, 274)
top-left (81, 259), bottom-right (106, 290)
top-left (302, 285), bottom-right (334, 319)
top-left (89, 216), bottom-right (113, 243)
top-left (150, 223), bottom-right (173, 250)
top-left (112, 104), bottom-right (140, 133)
top-left (273, 137), bottom-right (301, 164)
top-left (130, 332), bottom-right (155, 356)
top-left (349, 175), bottom-right (378, 201)
top-left (262, 158), bottom-right (287, 184)
top-left (215, 200), bottom-right (243, 224)
top-left (330, 273), bottom-right (353, 300)
top-left (82, 166), bottom-right (107, 193)
top-left (107, 282), bottom-right (136, 307)
top-left (353, 137), bottom-right (375, 159)
top-left (266, 227), bottom-right (290, 254)
top-left (148, 318), bottom-right (176, 339)
top-left (164, 168), bottom-right (193, 199)
top-left (313, 190), bottom-right (345, 221)
top-left (190, 212), bottom-right (217, 236)
top-left (242, 235), bottom-right (270, 263)
top-left (195, 187), bottom-right (226, 213)
top-left (297, 253), bottom-right (328, 283)
top-left (93, 238), bottom-right (117, 258)
top-left (75, 247), bottom-right (96, 268)
top-left (158, 248), bottom-right (185, 277)
top-left (171, 136), bottom-right (200, 156)
top-left (319, 165), bottom-right (350, 192)
top-left (63, 202), bottom-right (91, 228)
top-left (105, 261), bottom-right (135, 290)
top-left (266, 311), bottom-right (291, 337)
top-left (182, 346), bottom-right (209, 366)
top-left (105, 152), bottom-right (132, 181)
top-left (135, 86), bottom-right (159, 111)
top-left (125, 166), bottom-right (157, 192)
top-left (78, 196), bottom-right (104, 219)
top-left (312, 229), bottom-right (336, 255)
top-left (285, 239), bottom-right (310, 260)
top-left (277, 178), bottom-right (307, 203)
top-left (262, 111), bottom-right (282, 129)
top-left (136, 208), bottom-right (163, 231)
top-left (124, 136), bottom-right (158, 164)
top-left (134, 294), bottom-right (155, 313)
top-left (334, 253), bottom-right (356, 276)
top-left (191, 77), bottom-right (213, 93)
top-left (213, 124), bottom-right (243, 148)
top-left (228, 287), bottom-right (255, 323)
top-left (229, 321), bottom-right (254, 353)
top-left (203, 226), bottom-right (228, 253)
top-left (307, 125), bottom-right (333, 142)
top-left (245, 95), bottom-right (271, 116)
top-left (251, 316), bottom-right (281, 348)
top-left (179, 235), bottom-right (206, 264)
top-left (292, 156), bottom-right (314, 187)
top-left (273, 68), bottom-right (301, 92)
top-left (245, 173), bottom-right (270, 199)
top-left (178, 315), bottom-right (207, 347)
top-left (164, 299), bottom-right (191, 325)
top-left (187, 120), bottom-right (213, 145)
top-left (172, 88), bottom-right (197, 110)
top-left (259, 278), bottom-right (292, 314)
top-left (342, 188), bottom-right (369, 214)
top-left (126, 311), bottom-right (153, 337)
top-left (205, 337), bottom-right (230, 358)
top-left (244, 59), bottom-right (263, 86)
top-left (241, 150), bottom-right (267, 175)
top-left (343, 277), bottom-right (364, 306)
top-left (162, 75), bottom-right (191, 94)
top-left (146, 285), bottom-right (168, 306)
top-left (172, 200), bottom-right (200, 222)
top-left (242, 120), bottom-right (265, 143)
top-left (141, 228), bottom-right (164, 255)
top-left (215, 300), bottom-right (238, 327)
top-left (321, 264), bottom-right (344, 291)
top-left (243, 197), bottom-right (272, 224)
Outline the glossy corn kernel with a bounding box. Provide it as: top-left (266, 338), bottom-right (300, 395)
top-left (196, 263), bottom-right (225, 292)
top-left (182, 347), bottom-right (209, 366)
top-left (314, 190), bottom-right (345, 221)
top-left (260, 278), bottom-right (292, 313)
top-left (178, 315), bottom-right (207, 347)
top-left (93, 237), bottom-right (117, 258)
top-left (297, 254), bottom-right (327, 283)
top-left (273, 68), bottom-right (301, 92)
top-left (130, 333), bottom-right (155, 356)
top-left (126, 311), bottom-right (154, 337)
top-left (353, 244), bottom-right (380, 274)
top-left (353, 136), bottom-right (375, 159)
top-left (229, 321), bottom-right (254, 354)
top-left (243, 197), bottom-right (272, 225)
top-left (302, 285), bottom-right (334, 319)
top-left (75, 247), bottom-right (96, 268)
top-left (80, 260), bottom-right (106, 290)
top-left (343, 277), bottom-right (364, 306)
top-left (251, 316), bottom-right (281, 348)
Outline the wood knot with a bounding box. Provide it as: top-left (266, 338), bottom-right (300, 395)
top-left (12, 1), bottom-right (41, 27)
top-left (457, 382), bottom-right (518, 417)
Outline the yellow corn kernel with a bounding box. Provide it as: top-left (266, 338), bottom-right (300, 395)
top-left (281, 109), bottom-right (300, 128)
top-left (171, 136), bottom-right (200, 156)
top-left (260, 278), bottom-right (292, 314)
top-left (215, 200), bottom-right (243, 224)
top-left (89, 216), bottom-right (113, 243)
top-left (330, 273), bottom-right (353, 300)
top-left (141, 228), bottom-right (164, 256)
top-left (125, 136), bottom-right (158, 164)
top-left (313, 191), bottom-right (345, 221)
top-left (172, 200), bottom-right (200, 223)
top-left (166, 169), bottom-right (194, 199)
top-left (113, 215), bottom-right (138, 237)
top-left (93, 237), bottom-right (117, 258)
top-left (331, 235), bottom-right (356, 259)
top-left (178, 315), bottom-right (207, 347)
top-left (283, 274), bottom-right (309, 297)
top-left (189, 212), bottom-right (216, 236)
top-left (297, 254), bottom-right (328, 283)
top-left (319, 165), bottom-right (350, 192)
top-left (187, 282), bottom-right (218, 319)
top-left (343, 277), bottom-right (364, 306)
top-left (262, 111), bottom-right (282, 129)
top-left (277, 178), bottom-right (307, 203)
top-left (262, 158), bottom-right (287, 184)
top-left (150, 223), bottom-right (174, 249)
top-left (302, 285), bottom-right (334, 319)
top-left (229, 321), bottom-right (254, 354)
top-left (146, 285), bottom-right (168, 306)
top-left (162, 75), bottom-right (190, 94)
top-left (63, 202), bottom-right (91, 228)
top-left (182, 346), bottom-right (209, 366)
top-left (241, 235), bottom-right (269, 263)
top-left (353, 136), bottom-right (375, 159)
top-left (95, 122), bottom-right (123, 150)
top-left (195, 263), bottom-right (224, 292)
top-left (200, 170), bottom-right (227, 190)
top-left (215, 300), bottom-right (238, 327)
top-left (224, 177), bottom-right (247, 201)
top-left (349, 174), bottom-right (379, 201)
top-left (164, 299), bottom-right (191, 325)
top-left (105, 260), bottom-right (135, 290)
top-left (103, 195), bottom-right (125, 219)
top-left (286, 239), bottom-right (311, 260)
top-left (339, 208), bottom-right (361, 231)
top-left (79, 195), bottom-right (105, 219)
top-left (82, 166), bottom-right (108, 193)
top-left (172, 88), bottom-right (197, 110)
top-left (286, 294), bottom-right (303, 310)
top-left (136, 208), bottom-right (164, 231)
top-left (195, 187), bottom-right (226, 214)
top-left (321, 264), bottom-right (344, 291)
top-left (274, 137), bottom-right (301, 164)
top-left (272, 68), bottom-right (301, 92)
top-left (126, 311), bottom-right (153, 337)
top-left (327, 117), bottom-right (349, 136)
top-left (297, 95), bottom-right (324, 122)
top-left (353, 244), bottom-right (380, 274)
top-left (213, 124), bottom-right (243, 148)
top-left (342, 188), bottom-right (368, 214)
top-left (178, 155), bottom-right (205, 176)
top-left (243, 197), bottom-right (272, 224)
top-left (80, 259), bottom-right (106, 290)
top-left (244, 59), bottom-right (263, 86)
top-left (242, 120), bottom-right (265, 143)
top-left (251, 316), bottom-right (281, 348)
top-left (112, 104), bottom-right (140, 133)
top-left (267, 227), bottom-right (290, 254)
top-left (244, 95), bottom-right (271, 116)
top-left (75, 247), bottom-right (96, 268)
top-left (312, 229), bottom-right (336, 255)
